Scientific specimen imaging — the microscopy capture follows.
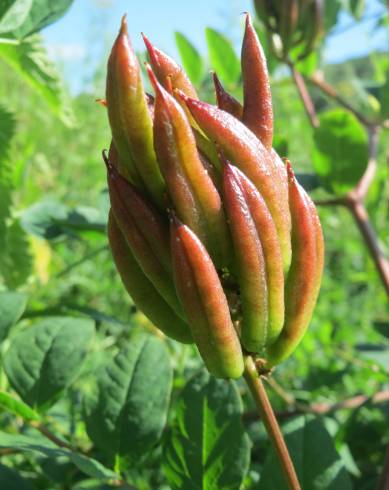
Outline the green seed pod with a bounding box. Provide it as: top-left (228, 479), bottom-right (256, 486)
top-left (108, 211), bottom-right (192, 344)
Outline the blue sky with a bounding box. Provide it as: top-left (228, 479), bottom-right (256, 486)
top-left (41, 0), bottom-right (388, 95)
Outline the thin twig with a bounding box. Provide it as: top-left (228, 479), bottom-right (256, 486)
top-left (30, 421), bottom-right (74, 450)
top-left (244, 356), bottom-right (301, 490)
top-left (309, 73), bottom-right (374, 127)
top-left (289, 62), bottom-right (319, 128)
top-left (243, 390), bottom-right (389, 423)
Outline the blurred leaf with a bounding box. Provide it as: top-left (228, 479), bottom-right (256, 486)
top-left (85, 333), bottom-right (172, 462)
top-left (21, 200), bottom-right (106, 239)
top-left (378, 70), bottom-right (389, 119)
top-left (0, 463), bottom-right (35, 490)
top-left (0, 0), bottom-right (33, 34)
top-left (296, 173), bottom-right (321, 192)
top-left (4, 316), bottom-right (95, 408)
top-left (175, 32), bottom-right (203, 85)
top-left (259, 416), bottom-right (352, 489)
top-left (0, 391), bottom-right (40, 421)
top-left (0, 290), bottom-right (28, 342)
top-left (355, 343), bottom-right (389, 370)
top-left (312, 109), bottom-right (368, 194)
top-left (11, 0), bottom-right (74, 39)
top-left (349, 0), bottom-right (366, 19)
top-left (273, 134), bottom-right (289, 156)
top-left (0, 218), bottom-right (33, 288)
top-left (324, 1), bottom-right (343, 31)
top-left (0, 432), bottom-right (118, 480)
top-left (373, 320), bottom-right (389, 338)
top-left (0, 34), bottom-right (74, 125)
top-left (163, 370), bottom-right (251, 490)
top-left (205, 27), bottom-right (240, 85)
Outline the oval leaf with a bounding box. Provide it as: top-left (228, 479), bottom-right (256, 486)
top-left (205, 27), bottom-right (240, 85)
top-left (4, 316), bottom-right (95, 408)
top-left (84, 333), bottom-right (172, 462)
top-left (313, 109), bottom-right (368, 195)
top-left (175, 31), bottom-right (204, 85)
top-left (259, 416), bottom-right (353, 490)
top-left (163, 370), bottom-right (251, 490)
top-left (0, 291), bottom-right (28, 342)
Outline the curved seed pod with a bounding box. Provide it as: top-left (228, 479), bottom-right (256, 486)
top-left (105, 153), bottom-right (183, 317)
top-left (213, 72), bottom-right (243, 120)
top-left (148, 66), bottom-right (231, 267)
top-left (142, 32), bottom-right (198, 99)
top-left (180, 94), bottom-right (291, 271)
top-left (106, 16), bottom-right (164, 206)
top-left (170, 216), bottom-right (244, 378)
top-left (236, 166), bottom-right (285, 344)
top-left (266, 161), bottom-right (323, 366)
top-left (108, 212), bottom-right (192, 344)
top-left (241, 13), bottom-right (273, 150)
top-left (222, 162), bottom-right (268, 352)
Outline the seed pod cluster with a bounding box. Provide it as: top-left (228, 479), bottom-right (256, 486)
top-left (253, 0), bottom-right (323, 61)
top-left (104, 13), bottom-right (324, 378)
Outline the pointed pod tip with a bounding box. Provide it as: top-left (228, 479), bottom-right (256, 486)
top-left (174, 88), bottom-right (189, 104)
top-left (285, 159), bottom-right (295, 182)
top-left (145, 63), bottom-right (160, 91)
top-left (141, 32), bottom-right (159, 65)
top-left (119, 14), bottom-right (128, 36)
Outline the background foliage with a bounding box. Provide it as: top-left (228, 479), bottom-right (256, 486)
top-left (0, 0), bottom-right (388, 489)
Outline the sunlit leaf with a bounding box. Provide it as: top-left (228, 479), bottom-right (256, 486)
top-left (0, 0), bottom-right (33, 34)
top-left (312, 109), bottom-right (368, 194)
top-left (205, 27), bottom-right (240, 85)
top-left (0, 34), bottom-right (74, 125)
top-left (175, 31), bottom-right (204, 85)
top-left (0, 391), bottom-right (40, 421)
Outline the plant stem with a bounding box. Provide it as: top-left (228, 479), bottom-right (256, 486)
top-left (243, 356), bottom-right (301, 490)
top-left (288, 62), bottom-right (319, 128)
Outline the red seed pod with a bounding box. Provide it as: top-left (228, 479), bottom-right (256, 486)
top-left (106, 16), bottom-right (164, 207)
top-left (170, 215), bottom-right (244, 378)
top-left (241, 13), bottom-right (273, 150)
top-left (213, 72), bottom-right (243, 120)
top-left (266, 161), bottom-right (324, 366)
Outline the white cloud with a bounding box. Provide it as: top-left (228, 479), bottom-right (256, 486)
top-left (47, 43), bottom-right (87, 61)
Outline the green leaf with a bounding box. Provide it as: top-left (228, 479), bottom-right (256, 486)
top-left (205, 27), bottom-right (240, 86)
top-left (0, 218), bottom-right (33, 289)
top-left (0, 291), bottom-right (28, 342)
top-left (4, 316), bottom-right (95, 408)
top-left (175, 32), bottom-right (203, 85)
top-left (0, 0), bottom-right (33, 35)
top-left (296, 173), bottom-right (321, 192)
top-left (0, 34), bottom-right (74, 125)
top-left (259, 416), bottom-right (353, 490)
top-left (0, 391), bottom-right (40, 421)
top-left (312, 109), bottom-right (368, 195)
top-left (10, 0), bottom-right (74, 39)
top-left (85, 333), bottom-right (172, 462)
top-left (163, 370), bottom-right (251, 490)
top-left (0, 105), bottom-right (16, 252)
top-left (0, 431), bottom-right (118, 480)
top-left (0, 463), bottom-right (35, 490)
